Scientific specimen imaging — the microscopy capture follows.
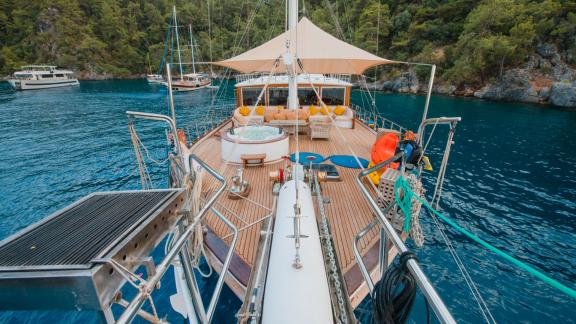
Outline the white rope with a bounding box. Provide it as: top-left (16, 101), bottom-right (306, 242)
top-left (428, 208), bottom-right (496, 323)
top-left (129, 122), bottom-right (154, 189)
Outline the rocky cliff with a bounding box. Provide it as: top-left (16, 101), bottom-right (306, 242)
top-left (365, 44), bottom-right (576, 108)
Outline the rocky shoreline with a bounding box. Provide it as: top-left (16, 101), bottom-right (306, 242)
top-left (364, 44), bottom-right (576, 108)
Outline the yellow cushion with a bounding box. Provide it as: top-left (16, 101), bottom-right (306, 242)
top-left (309, 105), bottom-right (318, 115)
top-left (239, 106), bottom-right (250, 116)
top-left (334, 105), bottom-right (346, 116)
top-left (320, 106), bottom-right (329, 115)
top-left (256, 105), bottom-right (264, 116)
top-left (277, 105), bottom-right (285, 110)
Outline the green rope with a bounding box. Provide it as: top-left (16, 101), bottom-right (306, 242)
top-left (394, 176), bottom-right (413, 232)
top-left (395, 176), bottom-right (576, 299)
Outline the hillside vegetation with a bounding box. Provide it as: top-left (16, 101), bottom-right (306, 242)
top-left (1, 0), bottom-right (575, 89)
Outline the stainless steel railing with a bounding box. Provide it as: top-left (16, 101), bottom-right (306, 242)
top-left (119, 111), bottom-right (239, 324)
top-left (350, 103), bottom-right (407, 133)
top-left (354, 153), bottom-right (456, 324)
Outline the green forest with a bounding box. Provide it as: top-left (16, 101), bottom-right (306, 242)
top-left (1, 0), bottom-right (575, 87)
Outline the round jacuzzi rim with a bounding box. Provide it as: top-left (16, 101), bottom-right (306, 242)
top-left (221, 127), bottom-right (288, 144)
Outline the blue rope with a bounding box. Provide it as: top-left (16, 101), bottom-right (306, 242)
top-left (394, 176), bottom-right (576, 299)
top-left (158, 26), bottom-right (171, 75)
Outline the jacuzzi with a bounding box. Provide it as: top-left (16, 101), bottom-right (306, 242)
top-left (221, 125), bottom-right (289, 164)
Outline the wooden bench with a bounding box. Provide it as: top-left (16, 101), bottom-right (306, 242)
top-left (240, 153), bottom-right (266, 167)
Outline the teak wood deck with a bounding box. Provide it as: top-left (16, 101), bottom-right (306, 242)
top-left (191, 119), bottom-right (383, 306)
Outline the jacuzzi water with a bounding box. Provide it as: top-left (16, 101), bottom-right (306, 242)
top-left (232, 125), bottom-right (281, 141)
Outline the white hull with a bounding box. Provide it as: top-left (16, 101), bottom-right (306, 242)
top-left (147, 79), bottom-right (164, 84)
top-left (171, 83), bottom-right (211, 92)
top-left (8, 79), bottom-right (79, 91)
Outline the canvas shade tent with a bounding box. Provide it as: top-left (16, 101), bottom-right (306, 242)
top-left (213, 17), bottom-right (397, 75)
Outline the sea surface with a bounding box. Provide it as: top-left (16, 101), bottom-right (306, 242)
top-left (0, 80), bottom-right (574, 323)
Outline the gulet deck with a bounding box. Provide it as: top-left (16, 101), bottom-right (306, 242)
top-left (191, 119), bottom-right (385, 306)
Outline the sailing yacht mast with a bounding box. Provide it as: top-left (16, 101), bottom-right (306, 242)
top-left (173, 6), bottom-right (184, 80)
top-left (286, 0), bottom-right (298, 111)
top-left (189, 24), bottom-right (197, 74)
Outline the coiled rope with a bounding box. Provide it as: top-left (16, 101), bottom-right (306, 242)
top-left (372, 251), bottom-right (420, 324)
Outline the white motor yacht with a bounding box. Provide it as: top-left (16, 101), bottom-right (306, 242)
top-left (7, 65), bottom-right (79, 90)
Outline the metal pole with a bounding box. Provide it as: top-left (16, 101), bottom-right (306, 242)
top-left (420, 64), bottom-right (436, 142)
top-left (173, 6), bottom-right (184, 79)
top-left (167, 63), bottom-right (177, 124)
top-left (189, 24), bottom-right (196, 74)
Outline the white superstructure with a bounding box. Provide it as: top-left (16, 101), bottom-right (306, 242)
top-left (7, 65), bottom-right (79, 90)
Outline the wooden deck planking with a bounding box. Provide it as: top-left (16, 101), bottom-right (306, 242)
top-left (192, 120), bottom-right (382, 281)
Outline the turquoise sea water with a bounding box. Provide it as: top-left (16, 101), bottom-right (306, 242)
top-left (0, 80), bottom-right (574, 323)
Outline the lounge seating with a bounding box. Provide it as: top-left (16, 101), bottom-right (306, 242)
top-left (232, 104), bottom-right (354, 129)
top-left (310, 121), bottom-right (332, 139)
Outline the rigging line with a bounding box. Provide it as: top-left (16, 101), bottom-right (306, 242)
top-left (207, 0), bottom-right (214, 75)
top-left (414, 193), bottom-right (576, 300)
top-left (323, 0), bottom-right (346, 41)
top-left (209, 0), bottom-right (267, 106)
top-left (427, 208), bottom-right (496, 323)
top-left (417, 119), bottom-right (439, 164)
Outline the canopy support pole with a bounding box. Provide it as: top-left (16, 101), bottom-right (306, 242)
top-left (420, 64), bottom-right (436, 142)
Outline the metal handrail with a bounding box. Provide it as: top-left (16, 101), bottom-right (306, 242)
top-left (206, 207), bottom-right (239, 322)
top-left (417, 117), bottom-right (461, 145)
top-left (350, 103), bottom-right (407, 133)
top-left (117, 154), bottom-right (229, 324)
top-left (355, 153), bottom-right (456, 324)
top-left (126, 111), bottom-right (182, 156)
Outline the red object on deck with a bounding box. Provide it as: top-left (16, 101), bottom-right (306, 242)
top-left (371, 133), bottom-right (400, 169)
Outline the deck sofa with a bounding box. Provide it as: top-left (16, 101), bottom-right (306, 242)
top-left (232, 105), bottom-right (354, 129)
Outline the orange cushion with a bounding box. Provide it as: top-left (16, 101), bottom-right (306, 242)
top-left (285, 111), bottom-right (297, 120)
top-left (239, 106), bottom-right (250, 116)
top-left (309, 105), bottom-right (318, 115)
top-left (274, 112), bottom-right (286, 120)
top-left (297, 109), bottom-right (309, 120)
top-left (334, 105), bottom-right (346, 116)
top-left (264, 113), bottom-right (274, 122)
top-left (256, 105), bottom-right (265, 116)
top-left (320, 106), bottom-right (329, 115)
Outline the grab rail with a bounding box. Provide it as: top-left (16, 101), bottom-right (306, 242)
top-left (350, 104), bottom-right (407, 133)
top-left (117, 154), bottom-right (233, 324)
top-left (355, 152), bottom-right (456, 324)
top-left (126, 111), bottom-right (182, 156)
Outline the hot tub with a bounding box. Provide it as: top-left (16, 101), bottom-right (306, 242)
top-left (221, 125), bottom-right (289, 164)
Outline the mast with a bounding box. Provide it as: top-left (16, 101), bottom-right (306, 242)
top-left (173, 6), bottom-right (184, 80)
top-left (189, 24), bottom-right (197, 74)
top-left (286, 0), bottom-right (298, 111)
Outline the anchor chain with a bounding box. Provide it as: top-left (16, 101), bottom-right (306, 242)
top-left (314, 173), bottom-right (349, 323)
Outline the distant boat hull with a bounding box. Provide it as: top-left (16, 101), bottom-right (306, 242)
top-left (147, 74), bottom-right (164, 84)
top-left (7, 79), bottom-right (79, 91)
top-left (169, 80), bottom-right (211, 92)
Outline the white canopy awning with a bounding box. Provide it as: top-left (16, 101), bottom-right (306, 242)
top-left (213, 17), bottom-right (397, 75)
